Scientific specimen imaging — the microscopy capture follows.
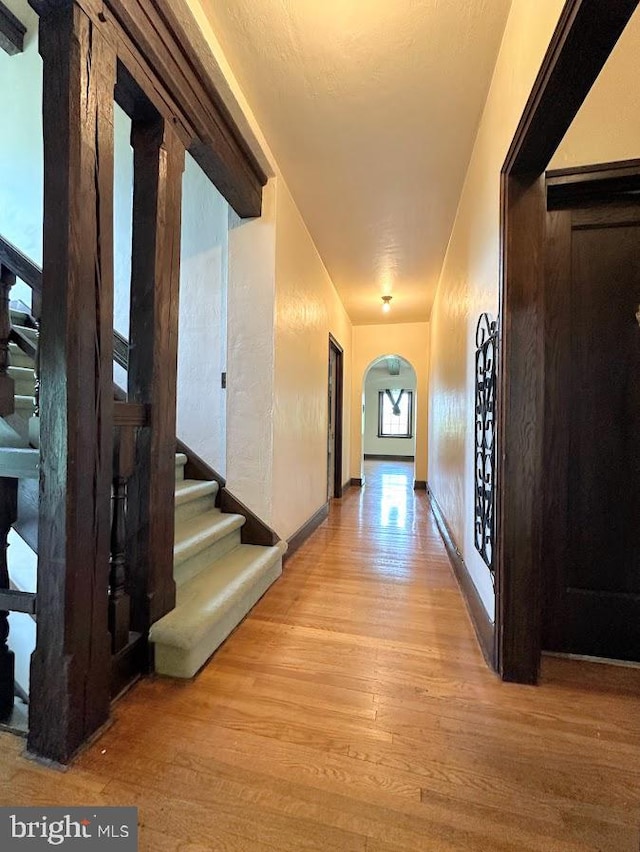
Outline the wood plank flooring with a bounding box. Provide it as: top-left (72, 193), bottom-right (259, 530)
top-left (1, 460), bottom-right (640, 850)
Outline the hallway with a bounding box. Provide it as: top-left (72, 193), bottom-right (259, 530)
top-left (1, 461), bottom-right (640, 850)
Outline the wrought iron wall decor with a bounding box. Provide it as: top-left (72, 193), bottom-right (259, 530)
top-left (474, 312), bottom-right (498, 576)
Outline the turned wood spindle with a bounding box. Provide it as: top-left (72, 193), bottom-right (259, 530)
top-left (0, 478), bottom-right (18, 721)
top-left (109, 428), bottom-right (134, 654)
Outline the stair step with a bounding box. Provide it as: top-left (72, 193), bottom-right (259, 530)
top-left (0, 447), bottom-right (39, 479)
top-left (174, 509), bottom-right (245, 587)
top-left (12, 325), bottom-right (38, 343)
top-left (0, 417), bottom-right (29, 448)
top-left (8, 344), bottom-right (33, 369)
top-left (175, 479), bottom-right (219, 524)
top-left (14, 395), bottom-right (35, 414)
top-left (150, 542), bottom-right (285, 678)
top-left (175, 453), bottom-right (187, 482)
top-left (8, 366), bottom-right (36, 397)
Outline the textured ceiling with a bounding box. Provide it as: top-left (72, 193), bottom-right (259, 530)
top-left (201, 0), bottom-right (512, 324)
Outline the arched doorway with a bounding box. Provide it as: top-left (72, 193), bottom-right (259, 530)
top-left (361, 355), bottom-right (418, 485)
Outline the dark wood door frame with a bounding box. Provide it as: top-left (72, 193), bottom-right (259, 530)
top-left (496, 0), bottom-right (639, 683)
top-left (328, 334), bottom-right (344, 499)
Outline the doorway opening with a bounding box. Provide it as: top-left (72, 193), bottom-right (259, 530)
top-left (361, 355), bottom-right (417, 488)
top-left (327, 334), bottom-right (344, 500)
top-left (496, 0), bottom-right (640, 682)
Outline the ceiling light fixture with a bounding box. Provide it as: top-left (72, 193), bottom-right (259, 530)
top-left (381, 295), bottom-right (392, 314)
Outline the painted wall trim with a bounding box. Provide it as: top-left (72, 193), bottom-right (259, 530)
top-left (283, 502), bottom-right (329, 564)
top-left (427, 484), bottom-right (496, 670)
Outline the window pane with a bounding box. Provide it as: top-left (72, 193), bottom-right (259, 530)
top-left (379, 390), bottom-right (412, 437)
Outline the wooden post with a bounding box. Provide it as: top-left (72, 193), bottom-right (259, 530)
top-left (126, 116), bottom-right (184, 635)
top-left (28, 3), bottom-right (116, 764)
top-left (0, 478), bottom-right (18, 720)
top-left (0, 264), bottom-right (15, 417)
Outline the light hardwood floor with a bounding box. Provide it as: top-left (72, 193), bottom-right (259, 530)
top-left (1, 460), bottom-right (640, 850)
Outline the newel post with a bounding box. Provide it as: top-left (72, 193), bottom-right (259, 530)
top-left (126, 116), bottom-right (184, 636)
top-left (28, 3), bottom-right (116, 763)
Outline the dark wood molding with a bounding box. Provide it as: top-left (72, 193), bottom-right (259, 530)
top-left (219, 489), bottom-right (279, 548)
top-left (0, 589), bottom-right (36, 615)
top-left (0, 235), bottom-right (43, 295)
top-left (503, 0), bottom-right (639, 176)
top-left (496, 172), bottom-right (546, 684)
top-left (30, 0), bottom-right (267, 217)
top-left (283, 503), bottom-right (329, 564)
top-left (364, 454), bottom-right (415, 461)
top-left (28, 4), bottom-right (116, 763)
top-left (413, 480), bottom-right (427, 491)
top-left (495, 0), bottom-right (640, 685)
top-left (427, 486), bottom-right (495, 670)
top-left (328, 335), bottom-right (344, 500)
top-left (176, 438), bottom-right (225, 493)
top-left (546, 158), bottom-right (640, 208)
top-left (350, 477), bottom-right (364, 488)
top-left (0, 0), bottom-right (26, 55)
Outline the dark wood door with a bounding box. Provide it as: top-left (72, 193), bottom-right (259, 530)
top-left (543, 199), bottom-right (640, 660)
top-left (327, 345), bottom-right (338, 500)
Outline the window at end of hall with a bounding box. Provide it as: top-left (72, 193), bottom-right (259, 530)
top-left (378, 389), bottom-right (413, 438)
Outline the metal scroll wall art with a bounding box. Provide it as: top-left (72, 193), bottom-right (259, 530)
top-left (474, 312), bottom-right (498, 577)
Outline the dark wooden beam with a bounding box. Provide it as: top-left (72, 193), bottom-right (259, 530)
top-left (506, 0), bottom-right (639, 176)
top-left (0, 1), bottom-right (26, 55)
top-left (126, 114), bottom-right (184, 635)
top-left (32, 0), bottom-right (267, 217)
top-left (28, 3), bottom-right (116, 764)
top-left (105, 0), bottom-right (265, 217)
top-left (0, 589), bottom-right (37, 615)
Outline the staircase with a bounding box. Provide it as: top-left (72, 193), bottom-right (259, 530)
top-left (149, 454), bottom-right (285, 678)
top-left (0, 238), bottom-right (285, 723)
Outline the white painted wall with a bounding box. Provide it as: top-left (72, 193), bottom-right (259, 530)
top-left (177, 154), bottom-right (229, 475)
top-left (363, 365), bottom-right (416, 458)
top-left (226, 180), bottom-right (277, 525)
top-left (0, 0), bottom-right (41, 309)
top-left (272, 179), bottom-right (352, 539)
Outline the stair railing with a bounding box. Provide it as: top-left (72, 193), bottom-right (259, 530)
top-left (0, 240), bottom-right (41, 721)
top-left (0, 233), bottom-right (161, 704)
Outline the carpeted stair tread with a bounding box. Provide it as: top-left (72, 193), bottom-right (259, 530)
top-left (8, 344), bottom-right (33, 369)
top-left (174, 508), bottom-right (244, 566)
top-left (7, 366), bottom-right (36, 396)
top-left (175, 453), bottom-right (188, 481)
top-left (175, 478), bottom-right (219, 505)
top-left (12, 325), bottom-right (38, 342)
top-left (150, 543), bottom-right (284, 653)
